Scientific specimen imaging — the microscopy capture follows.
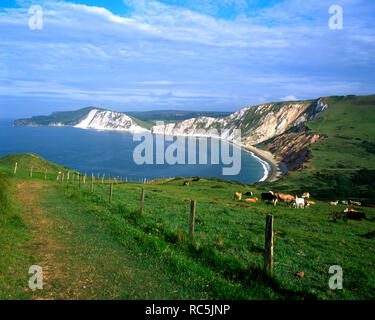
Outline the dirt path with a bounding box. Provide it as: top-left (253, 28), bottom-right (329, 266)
top-left (16, 180), bottom-right (190, 300)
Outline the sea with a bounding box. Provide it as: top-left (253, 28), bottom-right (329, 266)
top-left (0, 119), bottom-right (266, 184)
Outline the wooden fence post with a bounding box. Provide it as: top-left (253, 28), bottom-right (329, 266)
top-left (90, 174), bottom-right (94, 192)
top-left (83, 174), bottom-right (86, 184)
top-left (140, 187), bottom-right (145, 215)
top-left (264, 214), bottom-right (274, 273)
top-left (62, 172), bottom-right (64, 184)
top-left (67, 171), bottom-right (70, 181)
top-left (102, 174), bottom-right (104, 184)
top-left (14, 162), bottom-right (18, 175)
top-left (109, 183), bottom-right (113, 203)
top-left (189, 200), bottom-right (197, 240)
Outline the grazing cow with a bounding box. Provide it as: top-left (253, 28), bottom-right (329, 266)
top-left (192, 177), bottom-right (200, 182)
top-left (244, 191), bottom-right (253, 196)
top-left (349, 200), bottom-right (361, 206)
top-left (244, 197), bottom-right (258, 203)
top-left (294, 196), bottom-right (305, 209)
top-left (261, 191), bottom-right (275, 201)
top-left (341, 200), bottom-right (348, 205)
top-left (330, 200), bottom-right (339, 206)
top-left (183, 180), bottom-right (189, 186)
top-left (301, 192), bottom-right (310, 199)
top-left (273, 193), bottom-right (295, 206)
top-left (344, 208), bottom-right (366, 220)
top-left (234, 192), bottom-right (242, 201)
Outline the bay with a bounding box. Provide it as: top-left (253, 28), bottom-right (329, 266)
top-left (0, 119), bottom-right (265, 184)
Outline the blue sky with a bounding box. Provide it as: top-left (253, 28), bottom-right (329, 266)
top-left (0, 0), bottom-right (375, 118)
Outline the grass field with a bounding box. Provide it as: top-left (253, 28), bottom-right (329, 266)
top-left (1, 161), bottom-right (374, 300)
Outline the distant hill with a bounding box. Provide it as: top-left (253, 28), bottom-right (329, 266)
top-left (13, 107), bottom-right (98, 127)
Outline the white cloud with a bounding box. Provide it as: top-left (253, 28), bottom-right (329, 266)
top-left (1, 0), bottom-right (375, 113)
top-left (280, 95), bottom-right (297, 101)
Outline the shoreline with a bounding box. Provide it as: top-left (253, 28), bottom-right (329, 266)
top-left (235, 142), bottom-right (288, 182)
top-left (11, 123), bottom-right (286, 182)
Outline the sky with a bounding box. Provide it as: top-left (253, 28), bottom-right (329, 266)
top-left (0, 0), bottom-right (374, 118)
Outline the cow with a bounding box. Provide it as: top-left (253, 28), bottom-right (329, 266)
top-left (344, 208), bottom-right (366, 220)
top-left (293, 196), bottom-right (305, 209)
top-left (244, 197), bottom-right (258, 203)
top-left (349, 200), bottom-right (361, 206)
top-left (234, 192), bottom-right (242, 201)
top-left (301, 192), bottom-right (310, 199)
top-left (183, 180), bottom-right (189, 186)
top-left (261, 191), bottom-right (275, 201)
top-left (192, 177), bottom-right (200, 182)
top-left (341, 200), bottom-right (348, 205)
top-left (273, 193), bottom-right (295, 206)
top-left (244, 191), bottom-right (253, 196)
top-left (330, 200), bottom-right (339, 206)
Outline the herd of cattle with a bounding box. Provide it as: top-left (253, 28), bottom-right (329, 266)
top-left (233, 191), bottom-right (364, 210)
top-left (234, 191), bottom-right (314, 208)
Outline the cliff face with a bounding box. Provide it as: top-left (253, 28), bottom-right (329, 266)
top-left (74, 109), bottom-right (149, 132)
top-left (263, 130), bottom-right (327, 171)
top-left (152, 98), bottom-right (328, 147)
top-left (13, 108), bottom-right (149, 133)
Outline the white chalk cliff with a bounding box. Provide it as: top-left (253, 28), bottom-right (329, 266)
top-left (75, 109), bottom-right (149, 132)
top-left (151, 99), bottom-right (328, 146)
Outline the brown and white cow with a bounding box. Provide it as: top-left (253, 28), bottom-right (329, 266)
top-left (273, 193), bottom-right (295, 206)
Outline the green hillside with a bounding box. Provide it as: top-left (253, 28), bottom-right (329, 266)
top-left (13, 107), bottom-right (98, 127)
top-left (259, 94), bottom-right (375, 201)
top-left (0, 153), bottom-right (72, 175)
top-left (1, 161), bottom-right (374, 300)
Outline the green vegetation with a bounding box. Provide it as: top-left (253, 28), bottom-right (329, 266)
top-left (0, 153), bottom-right (72, 175)
top-left (1, 157), bottom-right (374, 299)
top-left (0, 172), bottom-right (36, 300)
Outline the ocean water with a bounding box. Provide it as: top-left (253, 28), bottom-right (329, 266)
top-left (0, 119), bottom-right (265, 184)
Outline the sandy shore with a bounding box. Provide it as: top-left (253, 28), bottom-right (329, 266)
top-left (236, 143), bottom-right (288, 182)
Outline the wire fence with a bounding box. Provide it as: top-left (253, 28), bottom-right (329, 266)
top-left (14, 167), bottom-right (375, 292)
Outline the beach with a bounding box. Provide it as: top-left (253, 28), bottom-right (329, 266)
top-left (235, 142), bottom-right (288, 182)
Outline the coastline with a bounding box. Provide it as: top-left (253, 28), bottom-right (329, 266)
top-left (11, 122), bottom-right (286, 182)
top-left (236, 143), bottom-right (288, 182)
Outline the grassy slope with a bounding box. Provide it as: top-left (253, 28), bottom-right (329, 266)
top-left (1, 160), bottom-right (375, 299)
top-left (258, 95), bottom-right (375, 201)
top-left (0, 172), bottom-right (36, 299)
top-left (0, 153), bottom-right (72, 174)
